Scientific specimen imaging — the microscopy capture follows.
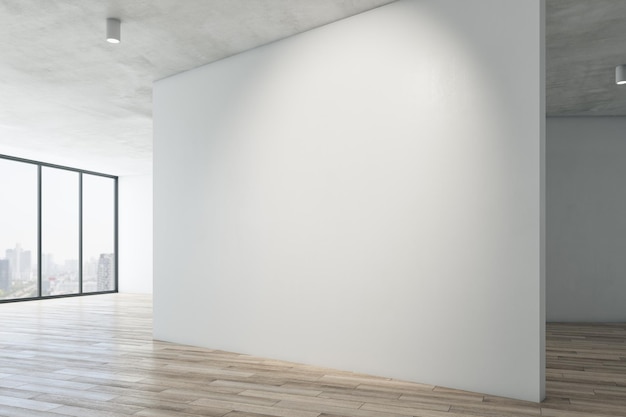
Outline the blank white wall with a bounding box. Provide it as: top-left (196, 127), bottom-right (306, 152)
top-left (154, 0), bottom-right (544, 402)
top-left (547, 117), bottom-right (626, 321)
top-left (118, 174), bottom-right (153, 294)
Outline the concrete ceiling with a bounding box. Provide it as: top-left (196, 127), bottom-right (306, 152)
top-left (0, 0), bottom-right (394, 175)
top-left (1, 1), bottom-right (622, 175)
top-left (547, 0), bottom-right (626, 116)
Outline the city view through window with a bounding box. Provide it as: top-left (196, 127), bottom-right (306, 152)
top-left (0, 156), bottom-right (117, 301)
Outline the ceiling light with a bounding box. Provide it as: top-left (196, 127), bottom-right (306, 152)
top-left (616, 65), bottom-right (626, 85)
top-left (106, 18), bottom-right (121, 44)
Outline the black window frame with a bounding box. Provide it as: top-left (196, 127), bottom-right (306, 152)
top-left (0, 153), bottom-right (118, 303)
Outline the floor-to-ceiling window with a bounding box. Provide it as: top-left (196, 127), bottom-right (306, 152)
top-left (42, 167), bottom-right (80, 296)
top-left (0, 154), bottom-right (117, 302)
top-left (82, 174), bottom-right (116, 293)
top-left (0, 158), bottom-right (38, 300)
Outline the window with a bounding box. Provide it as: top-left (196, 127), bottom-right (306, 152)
top-left (0, 154), bottom-right (117, 302)
top-left (0, 158), bottom-right (38, 300)
top-left (42, 167), bottom-right (80, 296)
top-left (82, 174), bottom-right (116, 293)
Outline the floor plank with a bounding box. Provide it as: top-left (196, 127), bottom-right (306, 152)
top-left (0, 294), bottom-right (625, 416)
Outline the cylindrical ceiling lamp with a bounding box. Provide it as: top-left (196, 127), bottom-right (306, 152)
top-left (616, 65), bottom-right (626, 85)
top-left (106, 18), bottom-right (121, 44)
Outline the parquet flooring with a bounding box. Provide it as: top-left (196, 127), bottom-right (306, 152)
top-left (0, 294), bottom-right (625, 416)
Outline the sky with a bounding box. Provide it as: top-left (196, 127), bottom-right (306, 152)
top-left (0, 158), bottom-right (114, 264)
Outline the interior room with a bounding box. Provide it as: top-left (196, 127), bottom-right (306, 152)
top-left (0, 0), bottom-right (625, 416)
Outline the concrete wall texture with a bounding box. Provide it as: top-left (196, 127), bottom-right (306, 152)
top-left (547, 117), bottom-right (626, 322)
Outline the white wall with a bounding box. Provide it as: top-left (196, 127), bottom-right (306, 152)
top-left (547, 117), bottom-right (626, 321)
top-left (154, 0), bottom-right (544, 402)
top-left (118, 174), bottom-right (153, 294)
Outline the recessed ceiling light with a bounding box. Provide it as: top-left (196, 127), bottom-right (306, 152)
top-left (106, 18), bottom-right (121, 44)
top-left (616, 65), bottom-right (626, 85)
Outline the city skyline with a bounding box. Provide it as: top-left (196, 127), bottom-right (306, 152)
top-left (0, 242), bottom-right (114, 268)
top-left (0, 241), bottom-right (115, 298)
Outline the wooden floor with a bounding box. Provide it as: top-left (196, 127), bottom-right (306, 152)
top-left (0, 295), bottom-right (625, 417)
